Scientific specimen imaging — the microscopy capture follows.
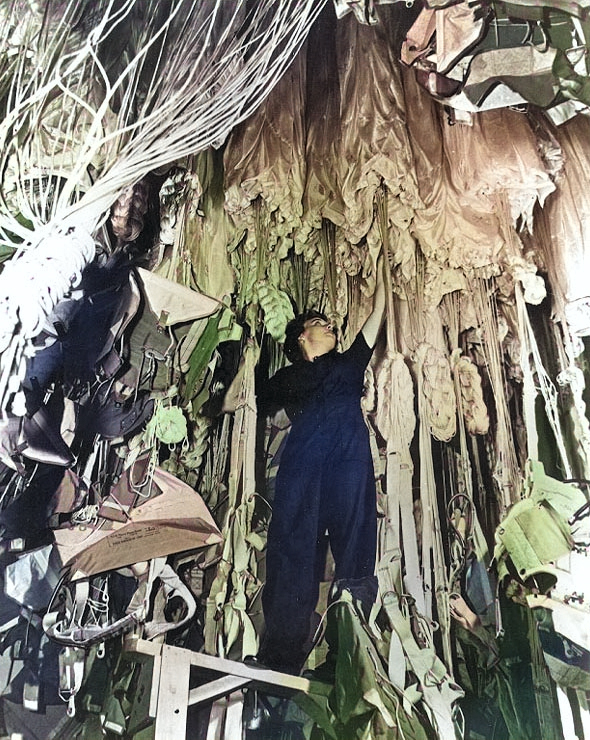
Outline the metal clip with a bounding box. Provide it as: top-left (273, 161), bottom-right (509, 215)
top-left (564, 592), bottom-right (584, 605)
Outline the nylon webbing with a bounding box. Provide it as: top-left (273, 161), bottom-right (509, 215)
top-left (378, 559), bottom-right (464, 739)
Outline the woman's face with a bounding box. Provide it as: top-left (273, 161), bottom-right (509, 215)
top-left (299, 316), bottom-right (336, 360)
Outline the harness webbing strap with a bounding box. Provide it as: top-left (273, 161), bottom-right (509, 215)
top-left (378, 560), bottom-right (464, 740)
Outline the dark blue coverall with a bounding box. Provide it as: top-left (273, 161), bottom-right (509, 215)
top-left (259, 333), bottom-right (377, 672)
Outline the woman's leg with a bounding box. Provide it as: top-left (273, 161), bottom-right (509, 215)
top-left (326, 456), bottom-right (377, 581)
top-left (260, 459), bottom-right (325, 672)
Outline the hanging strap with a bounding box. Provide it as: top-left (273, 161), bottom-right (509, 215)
top-left (142, 557), bottom-right (197, 639)
top-left (516, 284), bottom-right (573, 477)
top-left (58, 645), bottom-right (86, 717)
top-left (378, 560), bottom-right (464, 740)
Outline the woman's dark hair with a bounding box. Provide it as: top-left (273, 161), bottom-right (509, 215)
top-left (284, 310), bottom-right (329, 363)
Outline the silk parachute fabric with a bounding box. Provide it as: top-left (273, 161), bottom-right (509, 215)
top-left (217, 7), bottom-right (589, 670)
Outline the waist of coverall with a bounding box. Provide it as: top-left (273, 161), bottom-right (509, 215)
top-left (285, 398), bottom-right (370, 461)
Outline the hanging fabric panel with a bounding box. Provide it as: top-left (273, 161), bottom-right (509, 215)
top-left (335, 14), bottom-right (421, 245)
top-left (532, 114), bottom-right (590, 336)
top-left (224, 52), bottom-right (308, 257)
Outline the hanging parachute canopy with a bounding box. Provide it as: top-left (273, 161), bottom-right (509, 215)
top-left (0, 0), bottom-right (327, 412)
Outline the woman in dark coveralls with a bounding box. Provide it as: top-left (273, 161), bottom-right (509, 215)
top-left (254, 262), bottom-right (386, 674)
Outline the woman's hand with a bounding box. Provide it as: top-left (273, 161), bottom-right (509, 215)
top-left (449, 593), bottom-right (481, 632)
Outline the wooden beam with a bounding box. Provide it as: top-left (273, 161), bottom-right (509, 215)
top-left (125, 636), bottom-right (312, 693)
top-left (153, 644), bottom-right (191, 740)
top-left (186, 651), bottom-right (311, 693)
top-left (148, 650), bottom-right (162, 719)
top-left (188, 675), bottom-right (250, 707)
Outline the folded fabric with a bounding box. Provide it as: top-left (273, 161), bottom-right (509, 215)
top-left (463, 45), bottom-right (559, 107)
top-left (528, 594), bottom-right (590, 652)
top-left (534, 608), bottom-right (590, 691)
top-left (4, 544), bottom-right (61, 611)
top-left (401, 7), bottom-right (436, 66)
top-left (53, 467), bottom-right (222, 578)
top-left (495, 500), bottom-right (571, 589)
top-left (49, 468), bottom-right (88, 516)
top-left (136, 268), bottom-right (219, 327)
top-left (401, 3), bottom-right (487, 74)
top-left (435, 2), bottom-right (488, 74)
top-left (19, 405), bottom-right (74, 467)
top-left (62, 254), bottom-right (138, 383)
top-left (76, 385), bottom-right (154, 441)
top-left (494, 460), bottom-right (587, 589)
top-left (97, 453), bottom-right (152, 522)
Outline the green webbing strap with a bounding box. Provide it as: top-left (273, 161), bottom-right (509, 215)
top-left (298, 593), bottom-right (436, 740)
top-left (381, 591), bottom-right (464, 740)
top-left (526, 608), bottom-right (565, 740)
top-left (204, 342), bottom-right (262, 660)
top-left (378, 561), bottom-right (464, 739)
